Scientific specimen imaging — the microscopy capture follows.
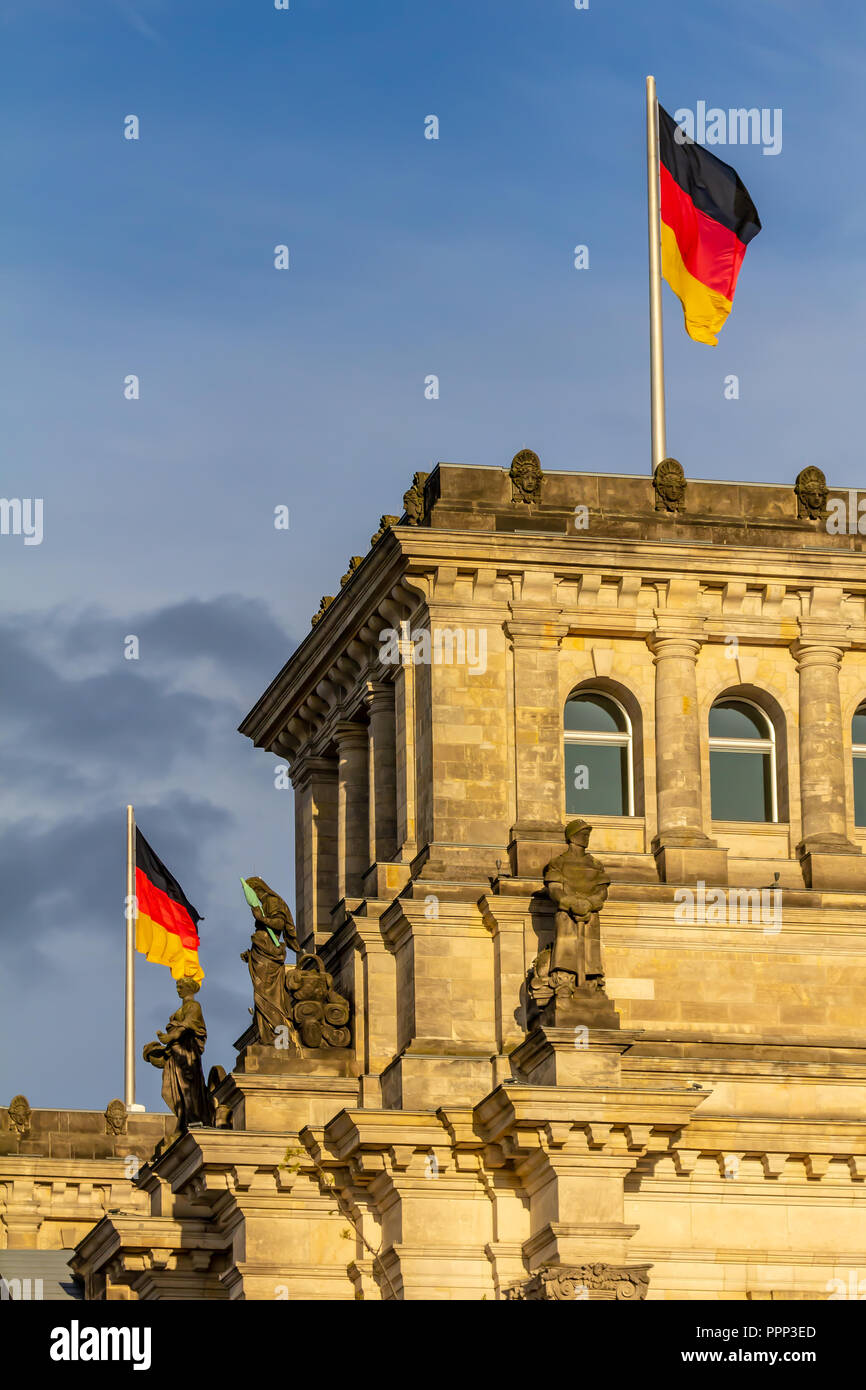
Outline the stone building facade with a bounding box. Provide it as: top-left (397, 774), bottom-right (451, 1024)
top-left (0, 1101), bottom-right (174, 1298)
top-left (58, 458), bottom-right (866, 1297)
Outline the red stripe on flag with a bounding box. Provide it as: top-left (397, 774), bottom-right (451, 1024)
top-left (135, 866), bottom-right (200, 950)
top-left (660, 162), bottom-right (747, 301)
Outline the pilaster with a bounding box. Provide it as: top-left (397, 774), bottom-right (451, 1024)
top-left (334, 720), bottom-right (370, 901)
top-left (505, 604), bottom-right (569, 877)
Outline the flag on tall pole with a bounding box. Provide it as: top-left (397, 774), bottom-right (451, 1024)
top-left (124, 808), bottom-right (203, 1110)
top-left (658, 104), bottom-right (761, 346)
top-left (645, 77), bottom-right (762, 471)
top-left (646, 75), bottom-right (667, 473)
top-left (125, 806), bottom-right (136, 1110)
top-left (134, 828), bottom-right (203, 981)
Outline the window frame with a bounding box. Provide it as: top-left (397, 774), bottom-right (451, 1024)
top-left (564, 690), bottom-right (635, 818)
top-left (852, 704), bottom-right (866, 827)
top-left (708, 695), bottom-right (778, 824)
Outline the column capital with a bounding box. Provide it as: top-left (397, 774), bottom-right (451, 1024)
top-left (646, 627), bottom-right (703, 662)
top-left (364, 679), bottom-right (395, 710)
top-left (791, 623), bottom-right (851, 670)
top-left (333, 719), bottom-right (369, 747)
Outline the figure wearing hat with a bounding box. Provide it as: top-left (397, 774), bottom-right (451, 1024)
top-left (543, 819), bottom-right (611, 990)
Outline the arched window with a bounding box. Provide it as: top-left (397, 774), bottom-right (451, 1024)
top-left (709, 698), bottom-right (777, 823)
top-left (564, 691), bottom-right (634, 817)
top-left (852, 705), bottom-right (866, 827)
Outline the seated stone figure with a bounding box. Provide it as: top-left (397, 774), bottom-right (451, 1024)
top-left (240, 878), bottom-right (352, 1053)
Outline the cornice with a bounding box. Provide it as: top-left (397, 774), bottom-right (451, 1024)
top-left (238, 524), bottom-right (866, 759)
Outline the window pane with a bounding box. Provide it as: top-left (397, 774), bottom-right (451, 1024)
top-left (565, 741), bottom-right (627, 816)
top-left (708, 700), bottom-right (768, 740)
top-left (855, 759), bottom-right (866, 827)
top-left (564, 693), bottom-right (625, 734)
top-left (853, 708), bottom-right (866, 746)
top-left (710, 749), bottom-right (771, 821)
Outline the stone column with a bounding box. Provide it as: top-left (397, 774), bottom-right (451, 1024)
top-left (334, 720), bottom-right (370, 902)
top-left (505, 607), bottom-right (569, 878)
top-left (648, 627), bottom-right (727, 884)
top-left (290, 753), bottom-right (339, 948)
top-left (361, 680), bottom-right (411, 900)
top-left (365, 681), bottom-right (398, 864)
top-left (793, 630), bottom-right (866, 889)
top-left (393, 645), bottom-right (418, 864)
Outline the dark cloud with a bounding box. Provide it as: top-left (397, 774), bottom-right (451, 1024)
top-left (0, 799), bottom-right (230, 974)
top-left (0, 595), bottom-right (295, 1111)
top-left (51, 596), bottom-right (295, 696)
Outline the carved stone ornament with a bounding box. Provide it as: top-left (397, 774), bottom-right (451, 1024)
top-left (285, 954), bottom-right (351, 1049)
top-left (526, 945), bottom-right (620, 1030)
top-left (340, 556), bottom-right (363, 587)
top-left (104, 1098), bottom-right (128, 1136)
top-left (402, 471), bottom-right (429, 526)
top-left (653, 457), bottom-right (686, 513)
top-left (527, 945), bottom-right (556, 1012)
top-left (510, 448), bottom-right (543, 505)
top-left (311, 595), bottom-right (335, 627)
top-left (505, 1263), bottom-right (651, 1301)
top-left (795, 466), bottom-right (829, 521)
top-left (7, 1094), bottom-right (31, 1137)
top-left (370, 514), bottom-right (399, 547)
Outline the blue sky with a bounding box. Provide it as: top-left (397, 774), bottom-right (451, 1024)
top-left (1, 0), bottom-right (864, 1108)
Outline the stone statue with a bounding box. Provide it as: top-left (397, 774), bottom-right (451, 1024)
top-left (510, 448), bottom-right (543, 505)
top-left (143, 977), bottom-right (213, 1128)
top-left (240, 879), bottom-right (353, 1053)
top-left (795, 466), bottom-right (828, 521)
top-left (542, 819), bottom-right (610, 990)
top-left (241, 876), bottom-right (302, 1051)
top-left (653, 457), bottom-right (686, 513)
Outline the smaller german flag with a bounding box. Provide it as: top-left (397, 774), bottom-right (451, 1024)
top-left (135, 828), bottom-right (203, 981)
top-left (659, 104), bottom-right (761, 345)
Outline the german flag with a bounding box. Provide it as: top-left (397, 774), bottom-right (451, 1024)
top-left (659, 104), bottom-right (761, 346)
top-left (135, 828), bottom-right (203, 981)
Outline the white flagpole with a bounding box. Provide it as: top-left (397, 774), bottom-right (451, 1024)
top-left (646, 75), bottom-right (667, 472)
top-left (125, 804), bottom-right (136, 1109)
